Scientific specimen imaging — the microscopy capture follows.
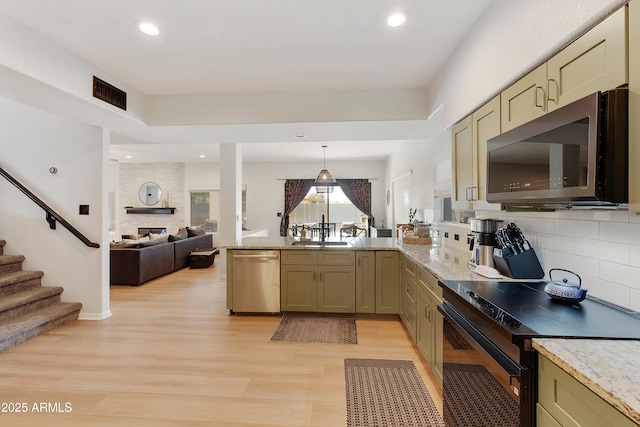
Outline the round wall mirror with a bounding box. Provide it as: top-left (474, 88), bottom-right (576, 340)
top-left (138, 182), bottom-right (162, 206)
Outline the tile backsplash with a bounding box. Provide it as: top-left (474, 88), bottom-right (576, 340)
top-left (468, 208), bottom-right (640, 311)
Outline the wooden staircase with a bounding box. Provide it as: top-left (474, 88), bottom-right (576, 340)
top-left (0, 239), bottom-right (82, 352)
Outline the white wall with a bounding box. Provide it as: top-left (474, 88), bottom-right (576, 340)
top-left (0, 97), bottom-right (109, 319)
top-left (116, 163), bottom-right (186, 236)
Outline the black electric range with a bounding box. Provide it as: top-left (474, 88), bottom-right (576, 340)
top-left (438, 279), bottom-right (640, 427)
top-left (441, 279), bottom-right (640, 340)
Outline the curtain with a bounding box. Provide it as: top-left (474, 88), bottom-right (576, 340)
top-left (336, 179), bottom-right (372, 230)
top-left (279, 179), bottom-right (315, 236)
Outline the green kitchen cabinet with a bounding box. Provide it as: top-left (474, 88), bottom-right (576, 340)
top-left (355, 251), bottom-right (376, 313)
top-left (537, 354), bottom-right (636, 427)
top-left (281, 264), bottom-right (317, 311)
top-left (416, 266), bottom-right (443, 387)
top-left (502, 7), bottom-right (627, 132)
top-left (451, 95), bottom-right (501, 212)
top-left (318, 265), bottom-right (355, 313)
top-left (375, 251), bottom-right (400, 314)
top-left (400, 254), bottom-right (417, 340)
top-left (281, 250), bottom-right (355, 313)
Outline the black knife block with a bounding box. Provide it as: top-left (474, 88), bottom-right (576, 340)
top-left (493, 248), bottom-right (544, 279)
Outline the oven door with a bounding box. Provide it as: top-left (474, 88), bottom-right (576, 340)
top-left (439, 301), bottom-right (531, 427)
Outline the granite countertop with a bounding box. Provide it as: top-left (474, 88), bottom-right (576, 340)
top-left (224, 236), bottom-right (484, 281)
top-left (533, 338), bottom-right (640, 424)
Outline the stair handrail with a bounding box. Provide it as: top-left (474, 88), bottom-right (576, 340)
top-left (0, 167), bottom-right (100, 248)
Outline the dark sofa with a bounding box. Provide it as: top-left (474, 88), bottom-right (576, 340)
top-left (110, 233), bottom-right (213, 286)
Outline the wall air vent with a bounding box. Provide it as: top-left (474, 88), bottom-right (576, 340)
top-left (92, 76), bottom-right (127, 110)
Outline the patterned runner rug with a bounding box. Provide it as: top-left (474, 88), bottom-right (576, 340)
top-left (443, 363), bottom-right (519, 427)
top-left (270, 315), bottom-right (357, 344)
top-left (344, 358), bottom-right (444, 427)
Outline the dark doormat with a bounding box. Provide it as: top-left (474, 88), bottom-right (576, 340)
top-left (270, 314), bottom-right (357, 344)
top-left (345, 358), bottom-right (445, 427)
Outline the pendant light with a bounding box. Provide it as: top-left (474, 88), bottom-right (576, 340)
top-left (315, 145), bottom-right (336, 193)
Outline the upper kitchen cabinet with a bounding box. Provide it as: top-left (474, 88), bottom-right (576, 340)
top-left (502, 6), bottom-right (628, 133)
top-left (501, 64), bottom-right (548, 132)
top-left (452, 115), bottom-right (473, 210)
top-left (452, 96), bottom-right (502, 211)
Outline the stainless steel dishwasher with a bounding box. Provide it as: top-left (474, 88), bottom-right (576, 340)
top-left (232, 250), bottom-right (280, 313)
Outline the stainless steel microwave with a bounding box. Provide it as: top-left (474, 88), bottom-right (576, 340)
top-left (486, 86), bottom-right (628, 207)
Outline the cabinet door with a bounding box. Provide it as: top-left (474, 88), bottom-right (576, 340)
top-left (318, 266), bottom-right (356, 313)
top-left (472, 95), bottom-right (502, 211)
top-left (355, 251), bottom-right (376, 313)
top-left (281, 250), bottom-right (318, 265)
top-left (451, 115), bottom-right (474, 210)
top-left (547, 7), bottom-right (627, 112)
top-left (432, 299), bottom-right (444, 387)
top-left (280, 265), bottom-right (317, 311)
top-left (416, 284), bottom-right (432, 365)
top-left (538, 354), bottom-right (636, 427)
top-left (501, 64), bottom-right (548, 132)
top-left (375, 251), bottom-right (400, 314)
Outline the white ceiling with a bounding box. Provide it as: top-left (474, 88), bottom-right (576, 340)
top-left (0, 0), bottom-right (491, 162)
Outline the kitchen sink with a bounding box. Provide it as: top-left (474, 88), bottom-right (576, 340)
top-left (290, 240), bottom-right (351, 247)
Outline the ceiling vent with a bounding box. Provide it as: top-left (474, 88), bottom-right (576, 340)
top-left (92, 76), bottom-right (127, 110)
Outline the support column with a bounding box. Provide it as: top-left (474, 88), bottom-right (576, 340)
top-left (218, 143), bottom-right (242, 277)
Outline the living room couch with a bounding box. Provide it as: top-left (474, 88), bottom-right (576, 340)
top-left (110, 232), bottom-right (213, 286)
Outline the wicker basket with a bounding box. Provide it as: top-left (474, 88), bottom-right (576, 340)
top-left (402, 236), bottom-right (432, 245)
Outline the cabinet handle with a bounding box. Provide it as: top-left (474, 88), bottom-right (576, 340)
top-left (547, 79), bottom-right (558, 103)
top-left (471, 186), bottom-right (478, 201)
top-left (466, 187), bottom-right (472, 201)
top-left (424, 306), bottom-right (429, 319)
top-left (313, 271), bottom-right (316, 281)
top-left (534, 86), bottom-right (545, 108)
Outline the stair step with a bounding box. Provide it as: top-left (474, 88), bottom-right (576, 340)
top-left (0, 254), bottom-right (25, 275)
top-left (0, 302), bottom-right (82, 352)
top-left (0, 286), bottom-right (63, 323)
top-left (0, 270), bottom-right (44, 297)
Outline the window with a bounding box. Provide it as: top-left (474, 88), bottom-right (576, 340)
top-left (289, 186), bottom-right (367, 233)
top-left (190, 191), bottom-right (219, 231)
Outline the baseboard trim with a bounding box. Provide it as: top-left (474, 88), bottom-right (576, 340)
top-left (78, 310), bottom-right (113, 321)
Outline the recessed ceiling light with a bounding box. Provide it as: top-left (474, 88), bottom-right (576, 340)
top-left (125, 155), bottom-right (133, 159)
top-left (138, 22), bottom-right (160, 36)
top-left (293, 133), bottom-right (307, 139)
top-left (386, 11), bottom-right (408, 27)
top-left (199, 155), bottom-right (206, 158)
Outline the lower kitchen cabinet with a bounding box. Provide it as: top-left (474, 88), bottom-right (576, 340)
top-left (280, 250), bottom-right (355, 313)
top-left (400, 254), bottom-right (417, 340)
top-left (416, 266), bottom-right (443, 386)
top-left (281, 265), bottom-right (317, 311)
top-left (318, 265), bottom-right (355, 313)
top-left (375, 251), bottom-right (400, 314)
top-left (355, 251), bottom-right (376, 313)
top-left (537, 354), bottom-right (636, 427)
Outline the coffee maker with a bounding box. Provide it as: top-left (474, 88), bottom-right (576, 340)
top-left (469, 219), bottom-right (503, 268)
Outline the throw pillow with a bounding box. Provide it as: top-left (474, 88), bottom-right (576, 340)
top-left (122, 236), bottom-right (149, 244)
top-left (176, 227), bottom-right (189, 239)
top-left (168, 234), bottom-right (184, 242)
top-left (149, 232), bottom-right (166, 240)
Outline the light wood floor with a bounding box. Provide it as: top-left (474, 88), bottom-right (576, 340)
top-left (0, 264), bottom-right (442, 426)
